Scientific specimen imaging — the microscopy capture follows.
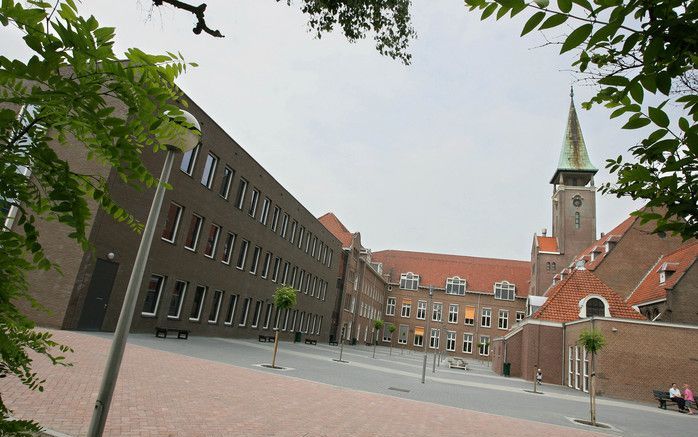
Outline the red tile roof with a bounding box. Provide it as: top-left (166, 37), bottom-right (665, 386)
top-left (533, 268), bottom-right (644, 322)
top-left (372, 250), bottom-right (531, 297)
top-left (318, 212), bottom-right (355, 248)
top-left (536, 236), bottom-right (559, 253)
top-left (626, 241), bottom-right (698, 307)
top-left (573, 216), bottom-right (637, 270)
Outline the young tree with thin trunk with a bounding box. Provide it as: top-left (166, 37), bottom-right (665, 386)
top-left (271, 286), bottom-right (297, 368)
top-left (372, 319), bottom-right (384, 358)
top-left (388, 324), bottom-right (396, 356)
top-left (578, 329), bottom-right (606, 426)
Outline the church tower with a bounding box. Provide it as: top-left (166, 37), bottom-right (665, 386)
top-left (530, 90), bottom-right (598, 296)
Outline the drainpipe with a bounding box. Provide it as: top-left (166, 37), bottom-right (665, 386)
top-left (561, 321), bottom-right (566, 386)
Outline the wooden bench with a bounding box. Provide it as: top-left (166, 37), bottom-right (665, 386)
top-left (155, 327), bottom-right (189, 339)
top-left (304, 338), bottom-right (317, 345)
top-left (653, 390), bottom-right (689, 411)
top-left (258, 335), bottom-right (276, 342)
top-left (329, 340), bottom-right (338, 346)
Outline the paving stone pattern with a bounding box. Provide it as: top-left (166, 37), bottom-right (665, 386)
top-left (1, 330), bottom-right (608, 437)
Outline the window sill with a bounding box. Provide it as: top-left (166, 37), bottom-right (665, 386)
top-left (141, 313), bottom-right (157, 318)
top-left (161, 237), bottom-right (177, 245)
top-left (184, 247), bottom-right (197, 252)
top-left (188, 318), bottom-right (201, 322)
top-left (167, 316), bottom-right (180, 320)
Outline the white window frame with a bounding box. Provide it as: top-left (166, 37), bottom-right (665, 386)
top-left (224, 294), bottom-right (238, 325)
top-left (516, 311), bottom-right (525, 323)
top-left (429, 328), bottom-right (440, 349)
top-left (271, 206), bottom-right (280, 232)
top-left (445, 276), bottom-right (466, 295)
top-left (235, 178), bottom-right (248, 210)
top-left (401, 301), bottom-right (412, 318)
top-left (218, 165), bottom-right (234, 199)
top-left (238, 297), bottom-right (251, 327)
top-left (236, 239), bottom-right (249, 270)
top-left (494, 281), bottom-right (516, 300)
top-left (200, 152), bottom-right (218, 189)
top-left (446, 331), bottom-right (456, 351)
top-left (183, 214), bottom-right (203, 252)
top-left (416, 300), bottom-right (426, 320)
top-left (249, 246), bottom-right (261, 275)
top-left (448, 304), bottom-right (458, 324)
top-left (413, 329), bottom-right (424, 347)
top-left (481, 307), bottom-right (492, 328)
top-left (189, 285), bottom-right (207, 322)
top-left (141, 274), bottom-right (165, 316)
top-left (161, 202), bottom-right (183, 243)
top-left (432, 302), bottom-right (443, 322)
top-left (203, 223), bottom-right (221, 259)
top-left (221, 232), bottom-right (236, 265)
top-left (179, 144), bottom-right (200, 176)
top-left (399, 272), bottom-right (419, 290)
top-left (167, 280), bottom-right (187, 319)
top-left (478, 335), bottom-right (490, 356)
top-left (385, 297), bottom-right (396, 316)
top-left (462, 333), bottom-right (473, 354)
top-left (260, 197), bottom-right (271, 225)
top-left (261, 252), bottom-right (272, 278)
top-left (248, 188), bottom-right (260, 218)
top-left (498, 309), bottom-right (509, 330)
top-left (208, 289), bottom-right (224, 324)
top-left (251, 300), bottom-right (263, 328)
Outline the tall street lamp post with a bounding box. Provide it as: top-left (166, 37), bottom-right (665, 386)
top-left (421, 285), bottom-right (434, 383)
top-left (87, 111), bottom-right (201, 437)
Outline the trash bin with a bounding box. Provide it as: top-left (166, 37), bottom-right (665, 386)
top-left (503, 362), bottom-right (511, 377)
top-left (294, 331), bottom-right (301, 343)
top-left (351, 337), bottom-right (357, 345)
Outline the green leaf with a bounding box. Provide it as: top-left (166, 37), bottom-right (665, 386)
top-left (629, 81), bottom-right (643, 104)
top-left (539, 13), bottom-right (567, 30)
top-left (648, 107), bottom-right (670, 128)
top-left (656, 72), bottom-right (671, 95)
top-left (571, 0), bottom-right (593, 11)
top-left (521, 11), bottom-right (546, 36)
top-left (640, 74), bottom-right (657, 94)
top-left (557, 0), bottom-right (572, 13)
top-left (561, 24), bottom-right (593, 53)
top-left (599, 75), bottom-right (629, 87)
top-left (623, 115), bottom-right (651, 129)
top-left (481, 3), bottom-right (498, 20)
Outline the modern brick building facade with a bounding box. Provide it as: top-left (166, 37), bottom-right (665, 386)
top-left (19, 95), bottom-right (341, 342)
top-left (373, 250), bottom-right (529, 361)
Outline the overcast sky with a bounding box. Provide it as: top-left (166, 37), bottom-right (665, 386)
top-left (4, 0), bottom-right (648, 260)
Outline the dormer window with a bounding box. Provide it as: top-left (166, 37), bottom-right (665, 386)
top-left (445, 276), bottom-right (466, 295)
top-left (659, 271), bottom-right (666, 284)
top-left (658, 262), bottom-right (677, 284)
top-left (494, 281), bottom-right (515, 300)
top-left (578, 295), bottom-right (611, 318)
top-left (399, 272), bottom-right (419, 291)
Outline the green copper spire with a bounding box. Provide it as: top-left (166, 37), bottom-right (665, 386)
top-left (550, 88), bottom-right (597, 183)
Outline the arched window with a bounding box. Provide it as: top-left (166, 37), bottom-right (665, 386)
top-left (552, 262), bottom-right (556, 271)
top-left (586, 298), bottom-right (605, 317)
top-left (575, 212), bottom-right (581, 229)
top-left (546, 262), bottom-right (551, 271)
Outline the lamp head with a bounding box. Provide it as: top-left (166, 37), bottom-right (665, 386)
top-left (163, 109), bottom-right (201, 153)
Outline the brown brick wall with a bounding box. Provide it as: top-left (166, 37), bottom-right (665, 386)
top-left (383, 287), bottom-right (526, 361)
top-left (666, 263), bottom-right (698, 324)
top-left (594, 221), bottom-right (683, 300)
top-left (564, 319), bottom-right (698, 403)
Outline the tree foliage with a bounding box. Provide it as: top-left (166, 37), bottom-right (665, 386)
top-left (273, 285), bottom-right (298, 310)
top-left (153, 0), bottom-right (417, 64)
top-left (1, 0), bottom-right (195, 433)
top-left (578, 328), bottom-right (606, 353)
top-left (464, 0), bottom-right (698, 240)
top-left (373, 319), bottom-right (384, 330)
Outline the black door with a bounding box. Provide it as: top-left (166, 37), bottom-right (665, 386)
top-left (77, 259), bottom-right (119, 331)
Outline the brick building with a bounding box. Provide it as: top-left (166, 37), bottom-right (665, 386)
top-left (18, 95), bottom-right (341, 341)
top-left (318, 213), bottom-right (388, 343)
top-left (372, 250), bottom-right (529, 360)
top-left (627, 241), bottom-right (698, 324)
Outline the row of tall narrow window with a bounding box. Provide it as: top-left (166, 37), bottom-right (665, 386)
top-left (385, 298), bottom-right (524, 328)
top-left (141, 274), bottom-right (323, 333)
top-left (161, 203), bottom-right (328, 300)
top-left (398, 272), bottom-right (516, 300)
top-left (179, 145), bottom-right (333, 269)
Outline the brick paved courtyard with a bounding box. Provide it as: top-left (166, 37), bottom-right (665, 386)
top-left (2, 330), bottom-right (692, 436)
